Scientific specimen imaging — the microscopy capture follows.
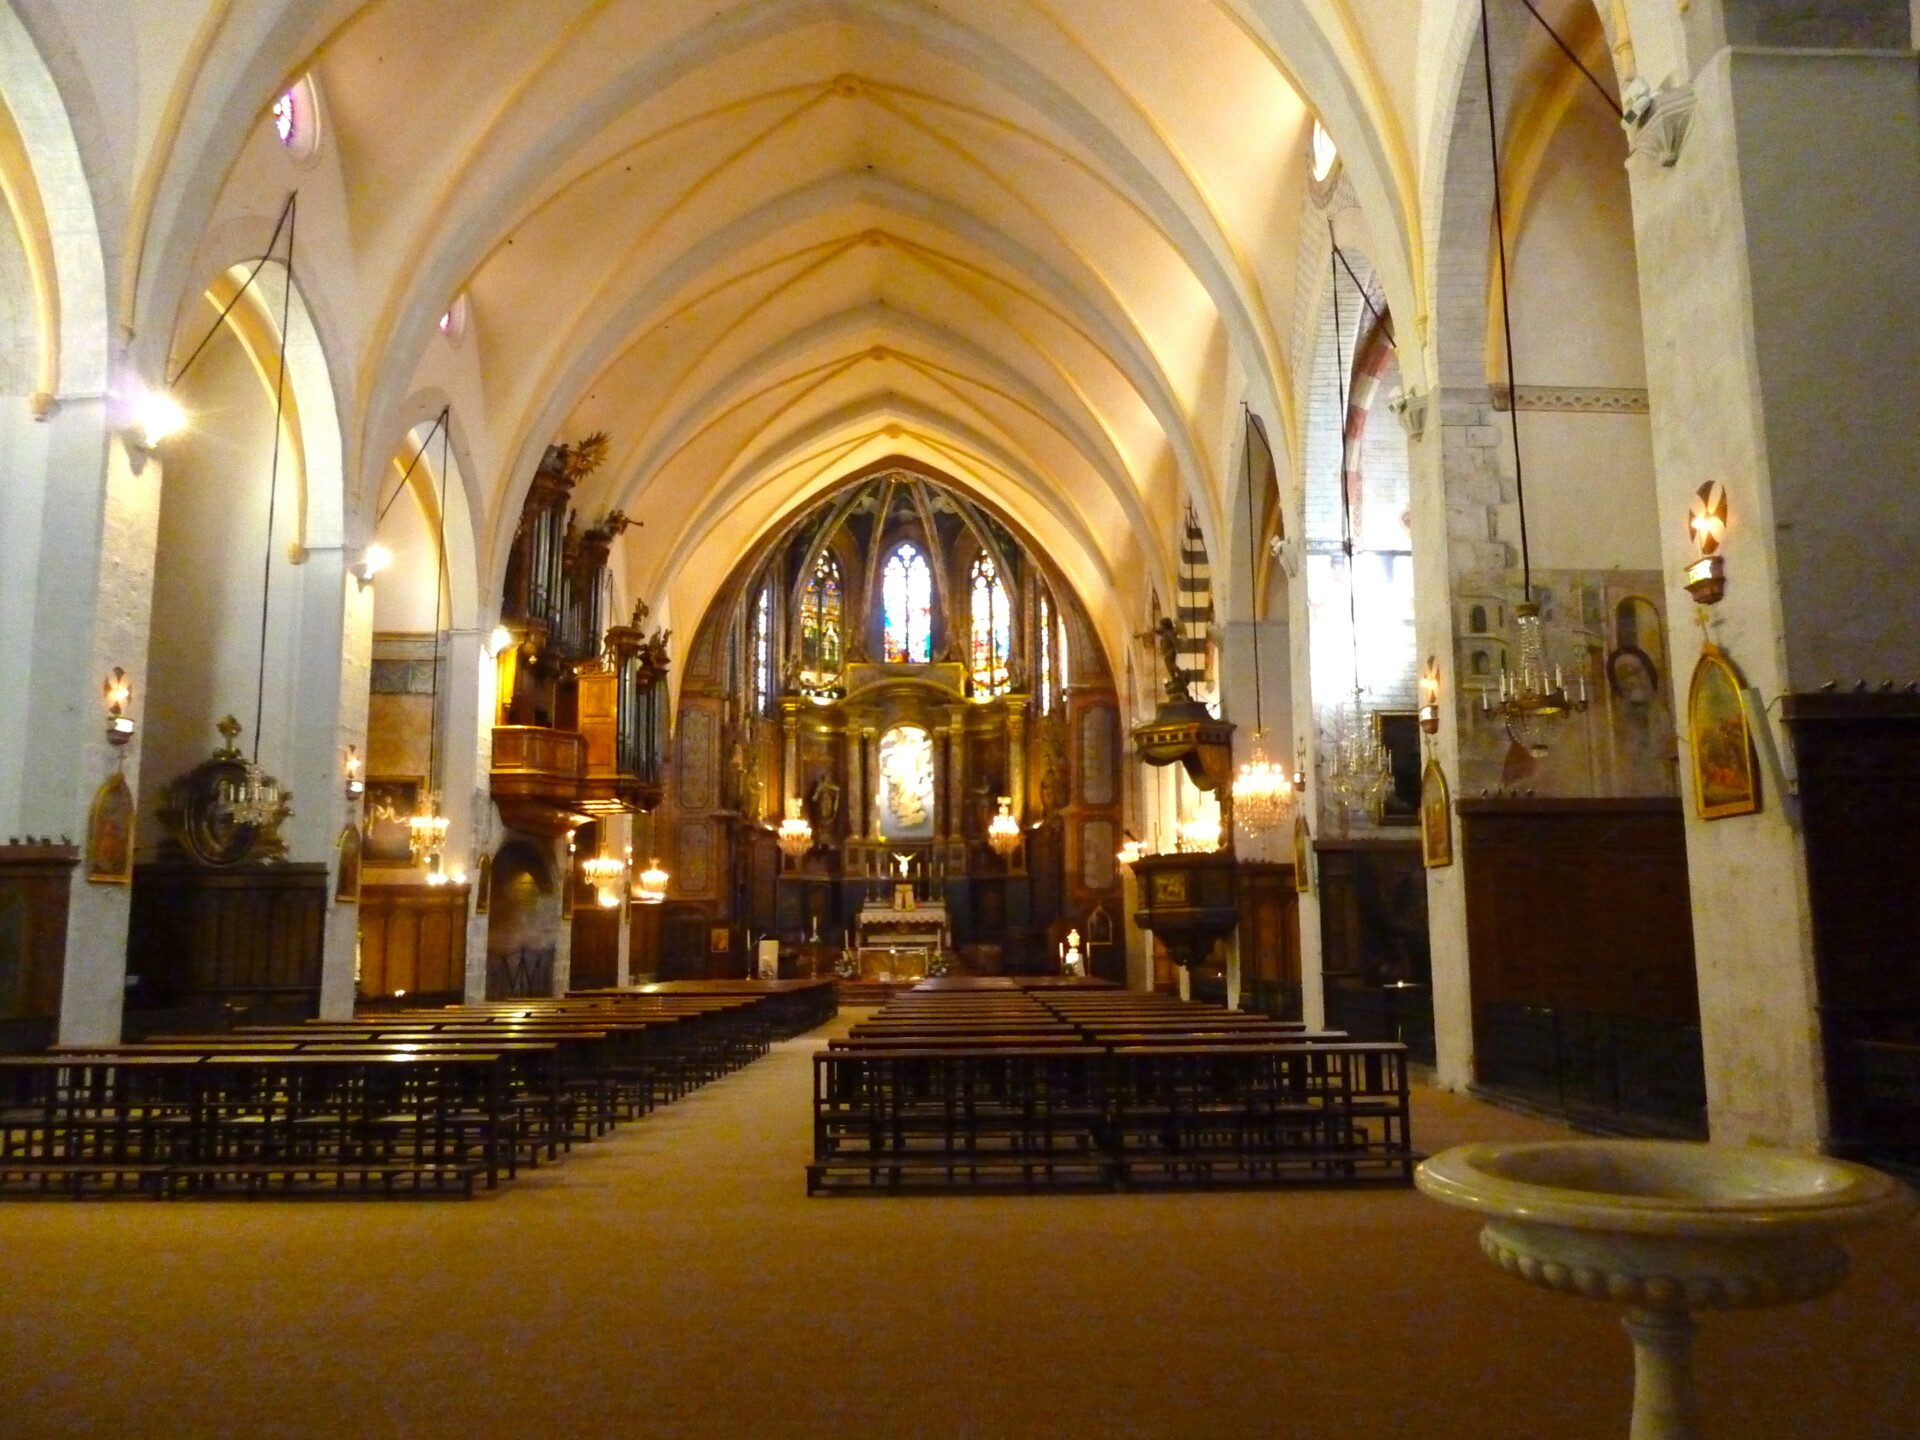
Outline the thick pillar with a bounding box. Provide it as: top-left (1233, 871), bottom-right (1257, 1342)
top-left (1623, 48), bottom-right (1920, 1147)
top-left (33, 418), bottom-right (149, 1045)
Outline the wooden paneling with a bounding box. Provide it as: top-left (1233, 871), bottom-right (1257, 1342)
top-left (1459, 799), bottom-right (1702, 1132)
top-left (1459, 800), bottom-right (1696, 1023)
top-left (0, 843), bottom-right (78, 1052)
top-left (1783, 693), bottom-right (1920, 1164)
top-left (359, 882), bottom-right (470, 999)
top-left (570, 902), bottom-right (621, 990)
top-left (127, 863), bottom-right (329, 1021)
top-left (1237, 861), bottom-right (1300, 1019)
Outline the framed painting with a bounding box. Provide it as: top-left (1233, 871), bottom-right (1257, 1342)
top-left (1292, 812), bottom-right (1312, 893)
top-left (1420, 758), bottom-right (1453, 869)
top-left (334, 824), bottom-right (362, 903)
top-left (709, 925), bottom-right (731, 955)
top-left (362, 777), bottom-right (421, 865)
top-left (1688, 646), bottom-right (1759, 820)
top-left (85, 771), bottom-right (134, 884)
top-left (1372, 711), bottom-right (1421, 825)
top-left (474, 853), bottom-right (493, 914)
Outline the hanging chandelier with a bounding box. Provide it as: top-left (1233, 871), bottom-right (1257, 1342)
top-left (1231, 407), bottom-right (1293, 838)
top-left (582, 851), bottom-right (626, 907)
top-left (634, 857), bottom-right (669, 904)
top-left (409, 407), bottom-right (458, 877)
top-left (987, 796), bottom-right (1022, 858)
top-left (409, 796), bottom-right (449, 872)
top-left (1477, 0), bottom-right (1588, 758)
top-left (1232, 741), bottom-right (1293, 835)
top-left (215, 715), bottom-right (284, 827)
top-left (1325, 687), bottom-right (1392, 816)
top-left (1323, 235), bottom-right (1391, 822)
top-left (776, 797), bottom-right (814, 860)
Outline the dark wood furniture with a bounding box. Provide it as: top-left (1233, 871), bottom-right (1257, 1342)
top-left (1459, 798), bottom-right (1704, 1134)
top-left (358, 881), bottom-right (470, 1000)
top-left (0, 842), bottom-right (78, 1052)
top-left (126, 862), bottom-right (329, 1031)
top-left (806, 988), bottom-right (1411, 1193)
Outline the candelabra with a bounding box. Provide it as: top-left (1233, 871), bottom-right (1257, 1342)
top-left (1483, 603), bottom-right (1588, 756)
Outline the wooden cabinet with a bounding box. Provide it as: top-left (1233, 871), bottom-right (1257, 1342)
top-left (127, 863), bottom-right (328, 1028)
top-left (1459, 799), bottom-right (1702, 1133)
top-left (359, 882), bottom-right (471, 999)
top-left (0, 843), bottom-right (78, 1052)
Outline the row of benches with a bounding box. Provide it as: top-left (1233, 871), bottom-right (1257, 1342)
top-left (808, 987), bottom-right (1415, 1193)
top-left (0, 979), bottom-right (836, 1199)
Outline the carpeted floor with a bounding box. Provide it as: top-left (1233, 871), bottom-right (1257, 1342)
top-left (2, 1013), bottom-right (1914, 1439)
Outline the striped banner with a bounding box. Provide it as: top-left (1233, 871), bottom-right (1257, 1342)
top-left (1177, 506), bottom-right (1213, 687)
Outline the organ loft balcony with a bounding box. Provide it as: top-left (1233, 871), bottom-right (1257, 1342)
top-left (487, 438), bottom-right (670, 835)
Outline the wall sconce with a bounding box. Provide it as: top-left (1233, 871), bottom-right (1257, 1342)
top-left (104, 668), bottom-right (135, 745)
top-left (1684, 480), bottom-right (1728, 605)
top-left (1292, 743), bottom-right (1308, 793)
top-left (130, 389), bottom-right (186, 451)
top-left (1116, 832), bottom-right (1146, 867)
top-left (351, 544), bottom-right (392, 586)
top-left (486, 625), bottom-right (515, 658)
top-left (1418, 658), bottom-right (1442, 734)
top-left (344, 745), bottom-right (364, 802)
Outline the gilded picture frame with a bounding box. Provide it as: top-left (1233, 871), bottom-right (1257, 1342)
top-left (474, 853), bottom-right (493, 915)
top-left (334, 823), bottom-right (362, 903)
top-left (85, 771), bottom-right (135, 884)
top-left (1292, 812), bottom-right (1312, 893)
top-left (1687, 645), bottom-right (1760, 820)
top-left (1420, 757), bottom-right (1453, 869)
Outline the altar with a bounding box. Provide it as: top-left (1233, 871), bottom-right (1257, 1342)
top-left (854, 895), bottom-right (949, 980)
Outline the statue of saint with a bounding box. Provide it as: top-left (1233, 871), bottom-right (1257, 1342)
top-left (1153, 616), bottom-right (1192, 701)
top-left (808, 772), bottom-right (841, 831)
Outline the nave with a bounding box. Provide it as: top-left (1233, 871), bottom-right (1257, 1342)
top-left (2, 1009), bottom-right (1914, 1440)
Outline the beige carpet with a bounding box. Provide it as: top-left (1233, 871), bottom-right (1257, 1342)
top-left (2, 1014), bottom-right (1914, 1439)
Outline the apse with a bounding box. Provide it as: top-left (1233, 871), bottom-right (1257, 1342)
top-left (657, 461), bottom-right (1126, 982)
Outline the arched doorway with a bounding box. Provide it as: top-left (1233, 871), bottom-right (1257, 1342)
top-left (486, 838), bottom-right (558, 998)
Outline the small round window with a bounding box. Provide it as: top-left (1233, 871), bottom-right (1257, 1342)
top-left (270, 76), bottom-right (321, 162)
top-left (438, 293), bottom-right (469, 344)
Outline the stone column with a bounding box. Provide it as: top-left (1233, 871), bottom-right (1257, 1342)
top-left (856, 726), bottom-right (875, 840)
top-left (28, 418), bottom-right (149, 1045)
top-left (550, 831), bottom-right (574, 997)
top-left (780, 699), bottom-right (801, 813)
top-left (610, 811), bottom-right (634, 986)
top-left (1006, 703), bottom-right (1028, 822)
top-left (1622, 48), bottom-right (1920, 1147)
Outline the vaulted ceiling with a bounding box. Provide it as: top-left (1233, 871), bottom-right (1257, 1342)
top-left (102, 0), bottom-right (1532, 663)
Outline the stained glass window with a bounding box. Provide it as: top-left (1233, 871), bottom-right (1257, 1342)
top-left (751, 584), bottom-right (773, 713)
top-left (969, 553), bottom-right (1011, 698)
top-left (799, 555), bottom-right (844, 692)
top-left (272, 92), bottom-right (297, 146)
top-left (882, 544), bottom-right (932, 663)
top-left (1037, 592), bottom-right (1054, 713)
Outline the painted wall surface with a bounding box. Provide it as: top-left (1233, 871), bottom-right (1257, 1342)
top-left (140, 319), bottom-right (310, 853)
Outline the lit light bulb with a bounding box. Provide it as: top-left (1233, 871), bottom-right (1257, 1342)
top-left (133, 390), bottom-right (186, 448)
top-left (488, 625), bottom-right (514, 657)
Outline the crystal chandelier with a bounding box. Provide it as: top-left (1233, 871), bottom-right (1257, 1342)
top-left (1476, 4), bottom-right (1587, 761)
top-left (408, 795), bottom-right (449, 870)
top-left (776, 798), bottom-right (814, 860)
top-left (1484, 603), bottom-right (1588, 756)
top-left (1175, 815), bottom-right (1222, 853)
top-left (1230, 405), bottom-right (1290, 838)
top-left (987, 796), bottom-right (1022, 858)
top-left (1325, 687), bottom-right (1391, 818)
top-left (218, 761), bottom-right (284, 827)
top-left (582, 852), bottom-right (625, 907)
top-left (634, 857), bottom-right (669, 904)
top-left (1232, 739), bottom-right (1293, 837)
